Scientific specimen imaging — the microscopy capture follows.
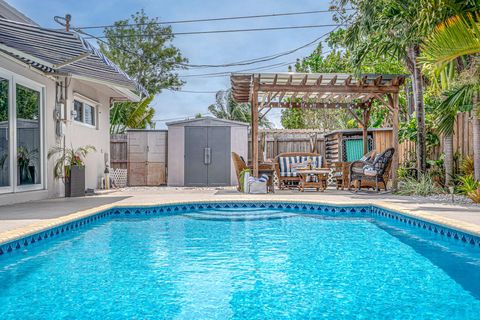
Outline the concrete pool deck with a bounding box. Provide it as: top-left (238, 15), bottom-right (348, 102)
top-left (1, 187), bottom-right (480, 245)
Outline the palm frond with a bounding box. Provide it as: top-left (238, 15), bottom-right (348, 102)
top-left (421, 13), bottom-right (480, 67)
top-left (433, 83), bottom-right (476, 135)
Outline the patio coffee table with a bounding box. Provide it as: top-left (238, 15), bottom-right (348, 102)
top-left (296, 168), bottom-right (330, 192)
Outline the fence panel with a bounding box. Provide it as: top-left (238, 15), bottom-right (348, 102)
top-left (110, 134), bottom-right (127, 170)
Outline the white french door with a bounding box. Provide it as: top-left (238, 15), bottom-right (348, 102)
top-left (0, 67), bottom-right (45, 194)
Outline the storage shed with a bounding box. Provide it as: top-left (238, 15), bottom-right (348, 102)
top-left (167, 117), bottom-right (249, 187)
top-left (324, 128), bottom-right (393, 164)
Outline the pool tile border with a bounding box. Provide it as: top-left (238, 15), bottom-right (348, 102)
top-left (1, 200), bottom-right (480, 258)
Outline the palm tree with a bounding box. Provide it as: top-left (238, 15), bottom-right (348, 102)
top-left (335, 0), bottom-right (475, 174)
top-left (208, 90), bottom-right (272, 128)
top-left (422, 13), bottom-right (480, 180)
top-left (110, 96), bottom-right (155, 134)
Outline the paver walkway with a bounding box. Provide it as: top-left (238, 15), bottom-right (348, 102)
top-left (1, 187), bottom-right (479, 243)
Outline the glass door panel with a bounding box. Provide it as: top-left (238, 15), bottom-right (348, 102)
top-left (16, 84), bottom-right (41, 186)
top-left (0, 77), bottom-right (9, 187)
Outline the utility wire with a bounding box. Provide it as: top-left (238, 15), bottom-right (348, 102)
top-left (179, 61), bottom-right (296, 78)
top-left (180, 28), bottom-right (337, 68)
top-left (83, 24), bottom-right (343, 39)
top-left (167, 89), bottom-right (218, 93)
top-left (71, 20), bottom-right (337, 70)
top-left (74, 9), bottom-right (354, 30)
top-left (177, 48), bottom-right (332, 79)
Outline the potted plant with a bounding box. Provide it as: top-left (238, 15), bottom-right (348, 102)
top-left (48, 145), bottom-right (96, 197)
top-left (17, 146), bottom-right (38, 184)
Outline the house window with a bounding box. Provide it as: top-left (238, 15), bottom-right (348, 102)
top-left (73, 98), bottom-right (96, 127)
top-left (84, 104), bottom-right (95, 126)
top-left (73, 100), bottom-right (83, 122)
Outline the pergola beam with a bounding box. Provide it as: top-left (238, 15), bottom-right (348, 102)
top-left (256, 102), bottom-right (366, 109)
top-left (258, 84), bottom-right (402, 94)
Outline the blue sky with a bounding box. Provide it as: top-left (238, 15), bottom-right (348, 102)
top-left (9, 0), bottom-right (337, 128)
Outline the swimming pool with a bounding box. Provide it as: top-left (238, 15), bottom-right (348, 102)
top-left (0, 202), bottom-right (479, 319)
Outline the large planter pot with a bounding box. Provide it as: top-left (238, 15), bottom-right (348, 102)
top-left (19, 165), bottom-right (35, 185)
top-left (65, 165), bottom-right (85, 197)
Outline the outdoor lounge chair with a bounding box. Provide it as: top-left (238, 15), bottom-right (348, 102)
top-left (349, 147), bottom-right (395, 192)
top-left (232, 152), bottom-right (275, 192)
top-left (274, 152), bottom-right (324, 189)
top-left (232, 152), bottom-right (248, 191)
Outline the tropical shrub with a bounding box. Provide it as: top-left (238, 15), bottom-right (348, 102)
top-left (460, 155), bottom-right (475, 176)
top-left (467, 188), bottom-right (480, 203)
top-left (48, 145), bottom-right (96, 180)
top-left (396, 174), bottom-right (444, 196)
top-left (456, 174), bottom-right (480, 195)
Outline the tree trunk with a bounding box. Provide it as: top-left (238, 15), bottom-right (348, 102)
top-left (408, 45), bottom-right (427, 175)
top-left (473, 91), bottom-right (480, 181)
top-left (443, 134), bottom-right (454, 186)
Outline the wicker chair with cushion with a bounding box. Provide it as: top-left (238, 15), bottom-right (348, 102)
top-left (232, 152), bottom-right (248, 191)
top-left (274, 152), bottom-right (324, 189)
top-left (349, 148), bottom-right (395, 192)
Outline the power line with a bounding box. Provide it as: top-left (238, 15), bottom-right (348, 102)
top-left (177, 48), bottom-right (332, 79)
top-left (74, 21), bottom-right (336, 70)
top-left (178, 61), bottom-right (296, 78)
top-left (180, 28), bottom-right (336, 68)
top-left (83, 24), bottom-right (343, 38)
top-left (167, 89), bottom-right (218, 93)
top-left (152, 113), bottom-right (211, 122)
top-left (74, 9), bottom-right (354, 30)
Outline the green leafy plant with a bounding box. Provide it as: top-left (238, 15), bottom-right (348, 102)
top-left (427, 154), bottom-right (445, 186)
top-left (467, 188), bottom-right (480, 203)
top-left (239, 168), bottom-right (250, 192)
top-left (456, 174), bottom-right (480, 195)
top-left (47, 145), bottom-right (96, 180)
top-left (17, 146), bottom-right (38, 183)
top-left (396, 174), bottom-right (444, 196)
top-left (460, 155), bottom-right (475, 176)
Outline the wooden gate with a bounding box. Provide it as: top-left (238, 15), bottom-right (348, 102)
top-left (127, 130), bottom-right (167, 186)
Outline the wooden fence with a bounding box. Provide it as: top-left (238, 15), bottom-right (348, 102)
top-left (110, 134), bottom-right (127, 170)
top-left (249, 113), bottom-right (475, 168)
top-left (110, 131), bottom-right (168, 186)
top-left (248, 130), bottom-right (325, 161)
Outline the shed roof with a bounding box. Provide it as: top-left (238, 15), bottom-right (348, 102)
top-left (166, 116), bottom-right (250, 127)
top-left (0, 18), bottom-right (147, 99)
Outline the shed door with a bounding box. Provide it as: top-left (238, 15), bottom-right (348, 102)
top-left (184, 127), bottom-right (208, 186)
top-left (207, 127), bottom-right (231, 186)
top-left (184, 126), bottom-right (231, 186)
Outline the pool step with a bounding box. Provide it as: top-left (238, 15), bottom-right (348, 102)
top-left (183, 210), bottom-right (297, 221)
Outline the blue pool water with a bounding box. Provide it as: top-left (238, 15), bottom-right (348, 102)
top-left (1, 207), bottom-right (480, 319)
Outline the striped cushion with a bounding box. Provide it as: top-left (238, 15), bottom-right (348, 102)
top-left (258, 174), bottom-right (269, 182)
top-left (278, 155), bottom-right (323, 173)
top-left (280, 171), bottom-right (298, 177)
top-left (300, 156), bottom-right (323, 168)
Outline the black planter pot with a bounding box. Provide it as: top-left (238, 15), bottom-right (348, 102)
top-left (19, 166), bottom-right (35, 185)
top-left (65, 165), bottom-right (85, 197)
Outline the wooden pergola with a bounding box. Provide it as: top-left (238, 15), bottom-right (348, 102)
top-left (230, 72), bottom-right (406, 185)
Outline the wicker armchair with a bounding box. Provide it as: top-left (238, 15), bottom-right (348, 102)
top-left (231, 152), bottom-right (248, 191)
top-left (349, 148), bottom-right (395, 192)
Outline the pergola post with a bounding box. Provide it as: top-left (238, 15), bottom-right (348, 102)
top-left (390, 93), bottom-right (400, 189)
top-left (251, 81), bottom-right (259, 177)
top-left (362, 107), bottom-right (371, 154)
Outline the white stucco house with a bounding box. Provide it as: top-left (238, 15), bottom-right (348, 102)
top-left (0, 1), bottom-right (145, 205)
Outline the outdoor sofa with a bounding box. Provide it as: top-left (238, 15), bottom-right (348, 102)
top-left (274, 152), bottom-right (324, 189)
